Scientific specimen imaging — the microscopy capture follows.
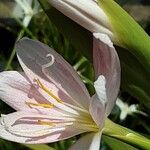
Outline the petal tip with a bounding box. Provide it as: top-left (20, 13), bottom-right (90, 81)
top-left (15, 37), bottom-right (31, 50)
top-left (93, 33), bottom-right (113, 48)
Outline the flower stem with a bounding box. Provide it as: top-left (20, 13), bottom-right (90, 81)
top-left (103, 118), bottom-right (150, 150)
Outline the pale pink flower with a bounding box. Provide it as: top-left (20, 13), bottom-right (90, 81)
top-left (0, 33), bottom-right (120, 150)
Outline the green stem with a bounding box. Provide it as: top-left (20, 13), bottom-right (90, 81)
top-left (103, 119), bottom-right (150, 150)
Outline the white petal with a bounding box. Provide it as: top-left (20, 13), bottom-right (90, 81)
top-left (94, 75), bottom-right (107, 104)
top-left (69, 131), bottom-right (102, 150)
top-left (0, 123), bottom-right (29, 143)
top-left (93, 33), bottom-right (121, 115)
top-left (0, 71), bottom-right (31, 110)
top-left (0, 111), bottom-right (86, 144)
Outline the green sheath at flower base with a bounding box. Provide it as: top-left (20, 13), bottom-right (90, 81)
top-left (97, 0), bottom-right (150, 74)
top-left (103, 119), bottom-right (150, 150)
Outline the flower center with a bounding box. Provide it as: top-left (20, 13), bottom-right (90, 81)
top-left (25, 79), bottom-right (99, 132)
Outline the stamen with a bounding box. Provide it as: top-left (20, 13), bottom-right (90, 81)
top-left (26, 102), bottom-right (54, 108)
top-left (34, 79), bottom-right (63, 104)
top-left (38, 120), bottom-right (54, 127)
top-left (33, 79), bottom-right (83, 116)
top-left (65, 103), bottom-right (89, 114)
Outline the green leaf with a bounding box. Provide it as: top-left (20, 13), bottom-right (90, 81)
top-left (25, 144), bottom-right (55, 150)
top-left (98, 0), bottom-right (150, 75)
top-left (0, 139), bottom-right (25, 150)
top-left (103, 135), bottom-right (138, 150)
top-left (117, 47), bottom-right (150, 107)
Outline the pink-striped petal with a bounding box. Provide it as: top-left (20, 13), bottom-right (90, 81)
top-left (0, 111), bottom-right (86, 144)
top-left (89, 94), bottom-right (105, 128)
top-left (15, 38), bottom-right (90, 110)
top-left (93, 33), bottom-right (121, 115)
top-left (69, 131), bottom-right (102, 150)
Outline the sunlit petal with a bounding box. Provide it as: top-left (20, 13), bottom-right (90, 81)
top-left (0, 71), bottom-right (32, 110)
top-left (94, 75), bottom-right (107, 105)
top-left (0, 123), bottom-right (29, 143)
top-left (0, 111), bottom-right (86, 143)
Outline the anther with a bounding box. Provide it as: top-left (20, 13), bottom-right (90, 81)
top-left (38, 120), bottom-right (54, 127)
top-left (34, 78), bottom-right (63, 104)
top-left (26, 102), bottom-right (54, 108)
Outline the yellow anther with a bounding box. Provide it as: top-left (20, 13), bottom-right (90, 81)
top-left (38, 120), bottom-right (54, 127)
top-left (34, 78), bottom-right (63, 104)
top-left (26, 102), bottom-right (54, 108)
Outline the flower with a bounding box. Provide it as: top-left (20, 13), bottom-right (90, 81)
top-left (116, 98), bottom-right (147, 120)
top-left (47, 0), bottom-right (115, 43)
top-left (14, 0), bottom-right (41, 27)
top-left (47, 0), bottom-right (150, 60)
top-left (0, 33), bottom-right (120, 150)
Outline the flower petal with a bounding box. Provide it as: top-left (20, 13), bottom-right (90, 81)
top-left (93, 33), bottom-right (121, 115)
top-left (69, 131), bottom-right (102, 150)
top-left (89, 94), bottom-right (106, 128)
top-left (94, 75), bottom-right (107, 105)
top-left (48, 0), bottom-right (113, 37)
top-left (0, 71), bottom-right (64, 115)
top-left (0, 111), bottom-right (86, 144)
top-left (0, 71), bottom-right (31, 110)
top-left (0, 123), bottom-right (29, 143)
top-left (15, 38), bottom-right (90, 110)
